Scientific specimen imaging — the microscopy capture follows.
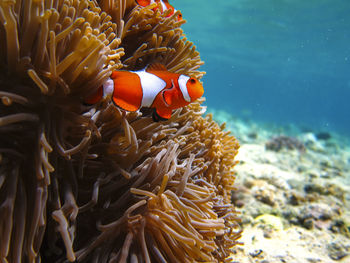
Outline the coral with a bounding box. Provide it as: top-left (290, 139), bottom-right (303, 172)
top-left (0, 0), bottom-right (240, 262)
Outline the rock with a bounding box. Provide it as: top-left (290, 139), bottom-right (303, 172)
top-left (304, 182), bottom-right (345, 201)
top-left (248, 132), bottom-right (258, 140)
top-left (329, 219), bottom-right (350, 237)
top-left (296, 203), bottom-right (342, 231)
top-left (255, 214), bottom-right (284, 232)
top-left (304, 183), bottom-right (324, 194)
top-left (265, 135), bottom-right (306, 153)
top-left (255, 190), bottom-right (276, 206)
top-left (287, 179), bottom-right (305, 190)
top-left (288, 190), bottom-right (307, 205)
top-left (306, 257), bottom-right (322, 263)
top-left (305, 203), bottom-right (340, 221)
top-left (245, 179), bottom-right (281, 207)
top-left (249, 249), bottom-right (263, 257)
top-left (327, 242), bottom-right (349, 260)
top-left (316, 132), bottom-right (331, 140)
top-left (303, 218), bottom-right (314, 229)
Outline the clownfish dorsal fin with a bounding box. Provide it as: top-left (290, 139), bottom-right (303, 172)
top-left (135, 0), bottom-right (150, 7)
top-left (146, 63), bottom-right (168, 72)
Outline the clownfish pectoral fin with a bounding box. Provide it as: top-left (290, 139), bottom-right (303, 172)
top-left (83, 86), bottom-right (103, 105)
top-left (162, 89), bottom-right (172, 106)
top-left (162, 79), bottom-right (176, 106)
top-left (146, 63), bottom-right (167, 72)
top-left (112, 96), bottom-right (139, 112)
top-left (153, 107), bottom-right (172, 121)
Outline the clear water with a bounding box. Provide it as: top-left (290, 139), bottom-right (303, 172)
top-left (175, 0), bottom-right (350, 136)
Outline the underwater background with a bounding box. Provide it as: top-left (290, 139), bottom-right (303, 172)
top-left (176, 0), bottom-right (350, 136)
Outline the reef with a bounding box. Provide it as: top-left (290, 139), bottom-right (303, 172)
top-left (0, 0), bottom-right (241, 262)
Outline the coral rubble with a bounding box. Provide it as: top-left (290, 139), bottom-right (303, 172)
top-left (0, 0), bottom-right (240, 262)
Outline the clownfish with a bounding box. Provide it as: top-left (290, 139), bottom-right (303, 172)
top-left (85, 64), bottom-right (204, 121)
top-left (136, 0), bottom-right (183, 21)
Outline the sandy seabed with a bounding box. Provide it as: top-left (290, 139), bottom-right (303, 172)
top-left (210, 109), bottom-right (350, 263)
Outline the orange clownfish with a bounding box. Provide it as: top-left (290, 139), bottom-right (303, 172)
top-left (136, 0), bottom-right (183, 21)
top-left (85, 64), bottom-right (204, 121)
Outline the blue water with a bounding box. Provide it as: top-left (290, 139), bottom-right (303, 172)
top-left (175, 0), bottom-right (350, 136)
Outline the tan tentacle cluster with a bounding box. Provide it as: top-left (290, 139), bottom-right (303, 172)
top-left (67, 100), bottom-right (241, 262)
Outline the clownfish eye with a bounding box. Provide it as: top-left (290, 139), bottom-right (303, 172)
top-left (189, 78), bottom-right (196, 84)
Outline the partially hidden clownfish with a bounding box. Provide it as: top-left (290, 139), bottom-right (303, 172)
top-left (85, 64), bottom-right (204, 121)
top-left (136, 0), bottom-right (183, 21)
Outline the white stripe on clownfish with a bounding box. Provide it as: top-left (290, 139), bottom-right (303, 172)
top-left (159, 0), bottom-right (167, 12)
top-left (134, 69), bottom-right (166, 107)
top-left (102, 78), bottom-right (114, 97)
top-left (178, 75), bottom-right (191, 102)
top-left (99, 69), bottom-right (167, 107)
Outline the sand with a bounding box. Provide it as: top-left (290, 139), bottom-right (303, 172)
top-left (210, 109), bottom-right (350, 263)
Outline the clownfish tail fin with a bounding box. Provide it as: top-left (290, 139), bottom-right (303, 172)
top-left (83, 86), bottom-right (103, 106)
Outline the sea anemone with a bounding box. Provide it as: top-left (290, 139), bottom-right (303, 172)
top-left (0, 0), bottom-right (241, 262)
